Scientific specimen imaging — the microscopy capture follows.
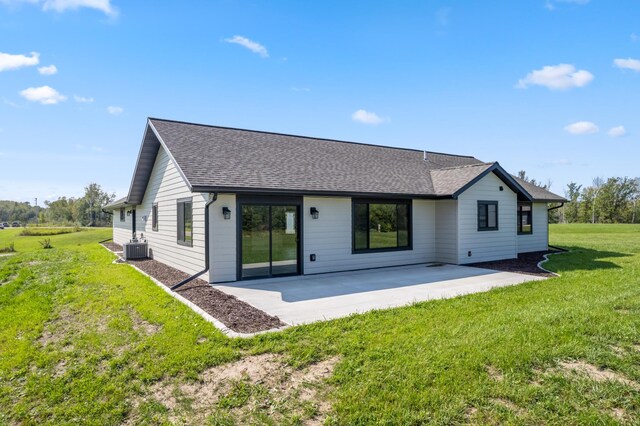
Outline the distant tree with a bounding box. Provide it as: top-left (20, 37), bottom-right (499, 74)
top-left (76, 183), bottom-right (115, 227)
top-left (517, 170), bottom-right (550, 190)
top-left (564, 182), bottom-right (582, 223)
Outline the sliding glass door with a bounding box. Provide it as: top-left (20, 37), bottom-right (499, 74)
top-left (241, 203), bottom-right (300, 279)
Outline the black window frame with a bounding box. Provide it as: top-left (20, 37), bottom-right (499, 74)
top-left (152, 203), bottom-right (158, 232)
top-left (477, 200), bottom-right (499, 231)
top-left (177, 197), bottom-right (193, 247)
top-left (119, 208), bottom-right (125, 222)
top-left (351, 198), bottom-right (412, 254)
top-left (517, 202), bottom-right (533, 235)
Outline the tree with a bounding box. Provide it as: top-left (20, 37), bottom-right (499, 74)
top-left (76, 183), bottom-right (115, 227)
top-left (564, 182), bottom-right (582, 223)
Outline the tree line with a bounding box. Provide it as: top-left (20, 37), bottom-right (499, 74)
top-left (0, 183), bottom-right (116, 227)
top-left (558, 177), bottom-right (640, 224)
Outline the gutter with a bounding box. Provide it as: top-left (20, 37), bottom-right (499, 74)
top-left (171, 193), bottom-right (217, 291)
top-left (547, 202), bottom-right (564, 212)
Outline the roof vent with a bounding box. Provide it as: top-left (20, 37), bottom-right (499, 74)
top-left (423, 151), bottom-right (428, 161)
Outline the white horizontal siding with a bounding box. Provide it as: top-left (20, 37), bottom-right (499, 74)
top-left (112, 208), bottom-right (132, 245)
top-left (303, 197), bottom-right (436, 274)
top-left (457, 172), bottom-right (517, 264)
top-left (135, 146), bottom-right (208, 281)
top-left (435, 200), bottom-right (458, 263)
top-left (209, 194), bottom-right (237, 283)
top-left (517, 202), bottom-right (549, 253)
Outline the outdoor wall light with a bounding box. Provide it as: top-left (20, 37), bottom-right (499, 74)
top-left (310, 207), bottom-right (319, 219)
top-left (222, 207), bottom-right (232, 220)
top-left (499, 186), bottom-right (504, 191)
top-left (126, 210), bottom-right (132, 216)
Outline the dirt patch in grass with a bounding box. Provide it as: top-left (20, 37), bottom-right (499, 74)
top-left (37, 308), bottom-right (75, 347)
top-left (486, 365), bottom-right (504, 382)
top-left (556, 360), bottom-right (640, 390)
top-left (129, 354), bottom-right (340, 425)
top-left (467, 250), bottom-right (562, 277)
top-left (129, 308), bottom-right (162, 336)
top-left (490, 398), bottom-right (526, 416)
top-left (116, 255), bottom-right (284, 334)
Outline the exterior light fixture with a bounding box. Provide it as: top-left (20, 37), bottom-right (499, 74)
top-left (310, 207), bottom-right (319, 219)
top-left (126, 210), bottom-right (132, 216)
top-left (222, 207), bottom-right (231, 220)
top-left (499, 186), bottom-right (504, 191)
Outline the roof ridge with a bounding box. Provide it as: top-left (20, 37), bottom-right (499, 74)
top-left (148, 117), bottom-right (468, 157)
top-left (431, 162), bottom-right (494, 172)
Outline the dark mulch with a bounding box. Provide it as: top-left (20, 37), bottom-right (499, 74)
top-left (103, 242), bottom-right (123, 252)
top-left (467, 250), bottom-right (563, 277)
top-left (100, 244), bottom-right (285, 333)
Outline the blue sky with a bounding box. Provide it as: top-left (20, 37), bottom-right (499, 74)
top-left (1, 0), bottom-right (639, 203)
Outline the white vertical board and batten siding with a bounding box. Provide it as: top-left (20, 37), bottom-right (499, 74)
top-left (516, 202), bottom-right (549, 253)
top-left (457, 172), bottom-right (517, 263)
top-left (112, 209), bottom-right (132, 245)
top-left (209, 193), bottom-right (237, 283)
top-left (135, 146), bottom-right (208, 281)
top-left (303, 197), bottom-right (436, 274)
top-left (435, 200), bottom-right (458, 263)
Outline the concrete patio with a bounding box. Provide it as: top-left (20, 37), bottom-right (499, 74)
top-left (213, 264), bottom-right (546, 325)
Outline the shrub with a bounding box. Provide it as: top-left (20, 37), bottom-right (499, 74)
top-left (39, 239), bottom-right (53, 249)
top-left (19, 228), bottom-right (81, 237)
top-left (0, 242), bottom-right (15, 253)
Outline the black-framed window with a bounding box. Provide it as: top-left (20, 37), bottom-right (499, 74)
top-left (152, 203), bottom-right (158, 231)
top-left (518, 202), bottom-right (532, 234)
top-left (119, 208), bottom-right (125, 222)
top-left (478, 201), bottom-right (498, 231)
top-left (177, 198), bottom-right (193, 246)
top-left (352, 199), bottom-right (411, 253)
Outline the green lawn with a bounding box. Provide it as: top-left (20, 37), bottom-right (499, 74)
top-left (1, 224), bottom-right (640, 424)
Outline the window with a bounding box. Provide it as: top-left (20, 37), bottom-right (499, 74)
top-left (152, 203), bottom-right (158, 231)
top-left (352, 199), bottom-right (411, 252)
top-left (518, 202), bottom-right (532, 234)
top-left (478, 201), bottom-right (498, 231)
top-left (119, 208), bottom-right (125, 222)
top-left (177, 198), bottom-right (193, 246)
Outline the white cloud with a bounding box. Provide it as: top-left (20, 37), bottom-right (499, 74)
top-left (107, 105), bottom-right (123, 115)
top-left (38, 64), bottom-right (57, 75)
top-left (436, 7), bottom-right (451, 26)
top-left (19, 85), bottom-right (66, 104)
top-left (291, 87), bottom-right (311, 92)
top-left (0, 0), bottom-right (116, 16)
top-left (517, 64), bottom-right (593, 90)
top-left (0, 51), bottom-right (39, 72)
top-left (608, 126), bottom-right (626, 137)
top-left (351, 109), bottom-right (387, 125)
top-left (564, 121), bottom-right (599, 135)
top-left (631, 33), bottom-right (639, 42)
top-left (42, 0), bottom-right (117, 16)
top-left (613, 58), bottom-right (640, 72)
top-left (225, 35), bottom-right (269, 58)
top-left (74, 95), bottom-right (94, 103)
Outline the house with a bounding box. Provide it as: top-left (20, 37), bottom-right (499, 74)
top-left (105, 118), bottom-right (565, 284)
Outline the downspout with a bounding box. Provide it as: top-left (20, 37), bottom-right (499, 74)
top-left (171, 193), bottom-right (217, 291)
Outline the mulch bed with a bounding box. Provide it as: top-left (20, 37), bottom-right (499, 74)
top-left (101, 243), bottom-right (285, 333)
top-left (466, 250), bottom-right (563, 277)
top-left (103, 242), bottom-right (123, 252)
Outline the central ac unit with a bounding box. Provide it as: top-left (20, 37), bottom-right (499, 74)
top-left (123, 242), bottom-right (148, 260)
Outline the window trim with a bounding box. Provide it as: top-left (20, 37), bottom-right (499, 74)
top-left (119, 208), bottom-right (125, 222)
top-left (517, 202), bottom-right (533, 235)
top-left (351, 198), bottom-right (412, 254)
top-left (176, 197), bottom-right (193, 247)
top-left (152, 203), bottom-right (158, 232)
top-left (477, 200), bottom-right (499, 231)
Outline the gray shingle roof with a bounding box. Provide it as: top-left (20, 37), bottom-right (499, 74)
top-left (103, 196), bottom-right (127, 210)
top-left (514, 177), bottom-right (566, 202)
top-left (124, 118), bottom-right (565, 203)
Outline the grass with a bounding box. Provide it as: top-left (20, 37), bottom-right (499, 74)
top-left (1, 224), bottom-right (640, 424)
top-left (19, 226), bottom-right (83, 237)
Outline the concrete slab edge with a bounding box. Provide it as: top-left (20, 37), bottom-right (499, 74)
top-left (99, 244), bottom-right (289, 339)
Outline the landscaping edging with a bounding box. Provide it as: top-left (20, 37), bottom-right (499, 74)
top-left (99, 244), bottom-right (289, 338)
